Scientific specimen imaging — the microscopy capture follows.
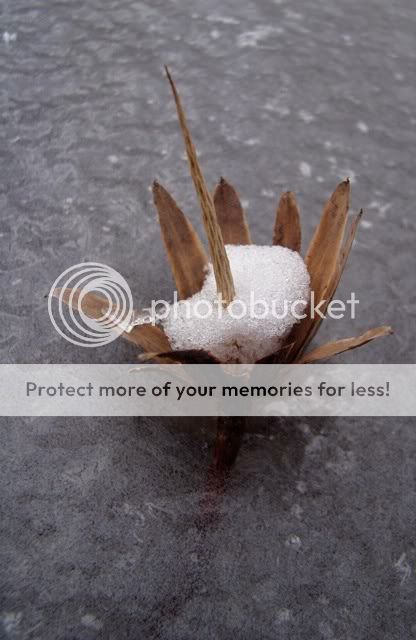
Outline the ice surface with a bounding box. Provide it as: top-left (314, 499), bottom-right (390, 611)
top-left (163, 245), bottom-right (310, 362)
top-left (2, 0), bottom-right (413, 634)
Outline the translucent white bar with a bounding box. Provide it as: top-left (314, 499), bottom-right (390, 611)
top-left (0, 364), bottom-right (414, 417)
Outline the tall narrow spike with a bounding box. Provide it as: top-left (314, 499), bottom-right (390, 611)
top-left (165, 66), bottom-right (235, 305)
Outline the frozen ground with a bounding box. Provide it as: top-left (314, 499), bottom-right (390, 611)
top-left (0, 0), bottom-right (415, 637)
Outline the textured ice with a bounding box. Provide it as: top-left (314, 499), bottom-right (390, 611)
top-left (163, 245), bottom-right (310, 363)
top-left (2, 0), bottom-right (414, 634)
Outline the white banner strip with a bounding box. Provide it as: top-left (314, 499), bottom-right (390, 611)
top-left (0, 364), bottom-right (415, 416)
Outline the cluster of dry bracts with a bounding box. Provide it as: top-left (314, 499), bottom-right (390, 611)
top-left (56, 69), bottom-right (392, 364)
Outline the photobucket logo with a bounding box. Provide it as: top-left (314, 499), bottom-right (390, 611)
top-left (48, 262), bottom-right (133, 347)
top-left (148, 291), bottom-right (360, 323)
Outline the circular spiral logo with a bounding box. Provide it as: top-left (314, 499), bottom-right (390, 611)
top-left (48, 262), bottom-right (134, 347)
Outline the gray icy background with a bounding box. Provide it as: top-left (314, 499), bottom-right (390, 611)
top-left (1, 0), bottom-right (416, 638)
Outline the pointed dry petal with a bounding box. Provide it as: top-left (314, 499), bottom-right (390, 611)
top-left (299, 208), bottom-right (364, 351)
top-left (339, 209), bottom-right (363, 276)
top-left (52, 287), bottom-right (107, 321)
top-left (273, 191), bottom-right (301, 252)
top-left (304, 179), bottom-right (350, 305)
top-left (153, 181), bottom-right (208, 299)
top-left (298, 326), bottom-right (393, 364)
top-left (213, 177), bottom-right (251, 245)
top-left (283, 180), bottom-right (351, 360)
top-left (165, 66), bottom-right (235, 304)
top-left (124, 324), bottom-right (171, 352)
top-left (305, 179), bottom-right (350, 272)
top-left (321, 209), bottom-right (363, 306)
top-left (52, 288), bottom-right (171, 353)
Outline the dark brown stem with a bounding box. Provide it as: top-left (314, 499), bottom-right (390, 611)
top-left (196, 416), bottom-right (246, 530)
top-left (213, 415), bottom-right (246, 472)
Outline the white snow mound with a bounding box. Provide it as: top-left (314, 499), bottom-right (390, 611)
top-left (162, 244), bottom-right (310, 362)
